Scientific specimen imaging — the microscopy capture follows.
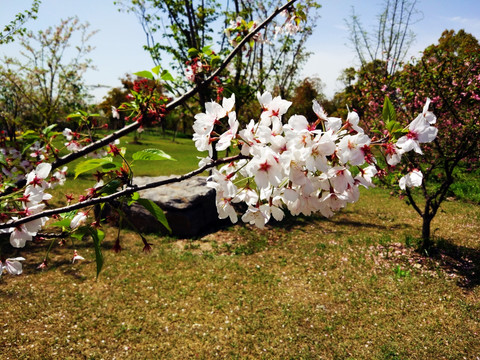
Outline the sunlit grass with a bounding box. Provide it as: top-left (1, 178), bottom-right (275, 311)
top-left (2, 186), bottom-right (479, 359)
top-left (49, 129), bottom-right (207, 207)
top-left (2, 128), bottom-right (479, 358)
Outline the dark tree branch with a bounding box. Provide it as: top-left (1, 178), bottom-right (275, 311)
top-left (51, 0), bottom-right (298, 171)
top-left (1, 154), bottom-right (249, 230)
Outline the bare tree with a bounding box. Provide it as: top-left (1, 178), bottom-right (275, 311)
top-left (346, 0), bottom-right (422, 75)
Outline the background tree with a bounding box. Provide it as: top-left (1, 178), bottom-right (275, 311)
top-left (340, 0), bottom-right (422, 122)
top-left (286, 76), bottom-right (325, 120)
top-left (0, 0), bottom-right (41, 45)
top-left (0, 17), bottom-right (96, 129)
top-left (343, 29), bottom-right (480, 250)
top-left (391, 30), bottom-right (480, 249)
top-left (115, 0), bottom-right (320, 121)
top-left (346, 0), bottom-right (421, 76)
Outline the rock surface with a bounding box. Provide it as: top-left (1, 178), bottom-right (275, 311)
top-left (120, 176), bottom-right (222, 238)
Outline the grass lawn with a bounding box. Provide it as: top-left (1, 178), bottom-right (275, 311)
top-left (1, 129), bottom-right (479, 359)
top-left (1, 185), bottom-right (479, 358)
top-left (49, 129), bottom-right (209, 205)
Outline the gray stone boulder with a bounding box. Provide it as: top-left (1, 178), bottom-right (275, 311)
top-left (121, 176), bottom-right (223, 238)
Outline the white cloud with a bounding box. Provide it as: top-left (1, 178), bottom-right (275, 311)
top-left (447, 16), bottom-right (480, 28)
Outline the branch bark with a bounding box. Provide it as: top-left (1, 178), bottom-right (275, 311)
top-left (52, 0), bottom-right (298, 171)
top-left (0, 155), bottom-right (249, 230)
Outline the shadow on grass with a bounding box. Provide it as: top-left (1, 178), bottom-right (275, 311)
top-left (183, 212), bottom-right (323, 240)
top-left (427, 238), bottom-right (480, 289)
top-left (0, 234), bottom-right (117, 277)
top-left (326, 216), bottom-right (414, 234)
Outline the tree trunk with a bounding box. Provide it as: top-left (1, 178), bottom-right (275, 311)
top-left (421, 214), bottom-right (433, 251)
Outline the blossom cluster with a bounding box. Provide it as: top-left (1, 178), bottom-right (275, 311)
top-left (185, 60), bottom-right (203, 83)
top-left (193, 92), bottom-right (437, 228)
top-left (0, 140), bottom-right (52, 193)
top-left (274, 9), bottom-right (302, 36)
top-left (0, 125), bottom-right (121, 275)
top-left (0, 162), bottom-right (67, 248)
top-left (386, 98), bottom-right (438, 166)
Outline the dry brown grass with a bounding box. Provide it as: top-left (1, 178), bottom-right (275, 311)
top-left (1, 188), bottom-right (479, 359)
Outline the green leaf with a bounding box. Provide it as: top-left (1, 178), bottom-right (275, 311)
top-left (42, 124), bottom-right (57, 135)
top-left (101, 162), bottom-right (122, 171)
top-left (382, 96), bottom-right (396, 123)
top-left (19, 130), bottom-right (39, 140)
top-left (133, 70), bottom-right (154, 80)
top-left (151, 65), bottom-right (162, 75)
top-left (160, 69), bottom-right (174, 82)
top-left (392, 129), bottom-right (408, 139)
top-left (188, 47), bottom-right (199, 58)
top-left (71, 226), bottom-right (89, 241)
top-left (127, 192), bottom-right (140, 206)
top-left (49, 218), bottom-right (74, 228)
top-left (66, 113), bottom-right (83, 119)
top-left (202, 45), bottom-right (212, 55)
top-left (89, 228), bottom-right (104, 278)
top-left (210, 55), bottom-right (221, 67)
top-left (61, 210), bottom-right (78, 219)
top-left (99, 179), bottom-right (122, 195)
top-left (0, 151), bottom-right (5, 165)
top-left (132, 148), bottom-right (176, 161)
top-left (136, 198), bottom-right (171, 233)
top-left (75, 158), bottom-right (113, 179)
top-left (386, 120), bottom-right (395, 133)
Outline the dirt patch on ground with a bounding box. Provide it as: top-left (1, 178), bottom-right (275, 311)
top-left (371, 242), bottom-right (479, 288)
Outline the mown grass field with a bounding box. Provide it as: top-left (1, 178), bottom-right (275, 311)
top-left (50, 129), bottom-right (204, 201)
top-left (1, 131), bottom-right (480, 359)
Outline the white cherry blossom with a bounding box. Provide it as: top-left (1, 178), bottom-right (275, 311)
top-left (396, 98), bottom-right (438, 154)
top-left (1, 257), bottom-right (26, 276)
top-left (70, 212), bottom-right (88, 229)
top-left (193, 93), bottom-right (437, 229)
top-left (399, 169), bottom-right (423, 190)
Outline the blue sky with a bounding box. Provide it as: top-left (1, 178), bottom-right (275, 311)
top-left (1, 0), bottom-right (480, 100)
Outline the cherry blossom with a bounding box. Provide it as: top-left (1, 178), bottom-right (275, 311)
top-left (111, 106), bottom-right (120, 119)
top-left (51, 166), bottom-right (68, 187)
top-left (1, 257), bottom-right (26, 276)
top-left (258, 91), bottom-right (292, 125)
top-left (216, 112), bottom-right (239, 151)
top-left (72, 250), bottom-right (85, 263)
top-left (399, 169), bottom-right (423, 190)
top-left (345, 110), bottom-right (364, 134)
top-left (192, 92), bottom-right (437, 229)
top-left (396, 98), bottom-right (438, 154)
top-left (337, 133), bottom-right (371, 166)
top-left (65, 140), bottom-right (83, 153)
top-left (63, 128), bottom-right (73, 140)
top-left (70, 212), bottom-right (88, 229)
top-left (246, 148), bottom-right (285, 189)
